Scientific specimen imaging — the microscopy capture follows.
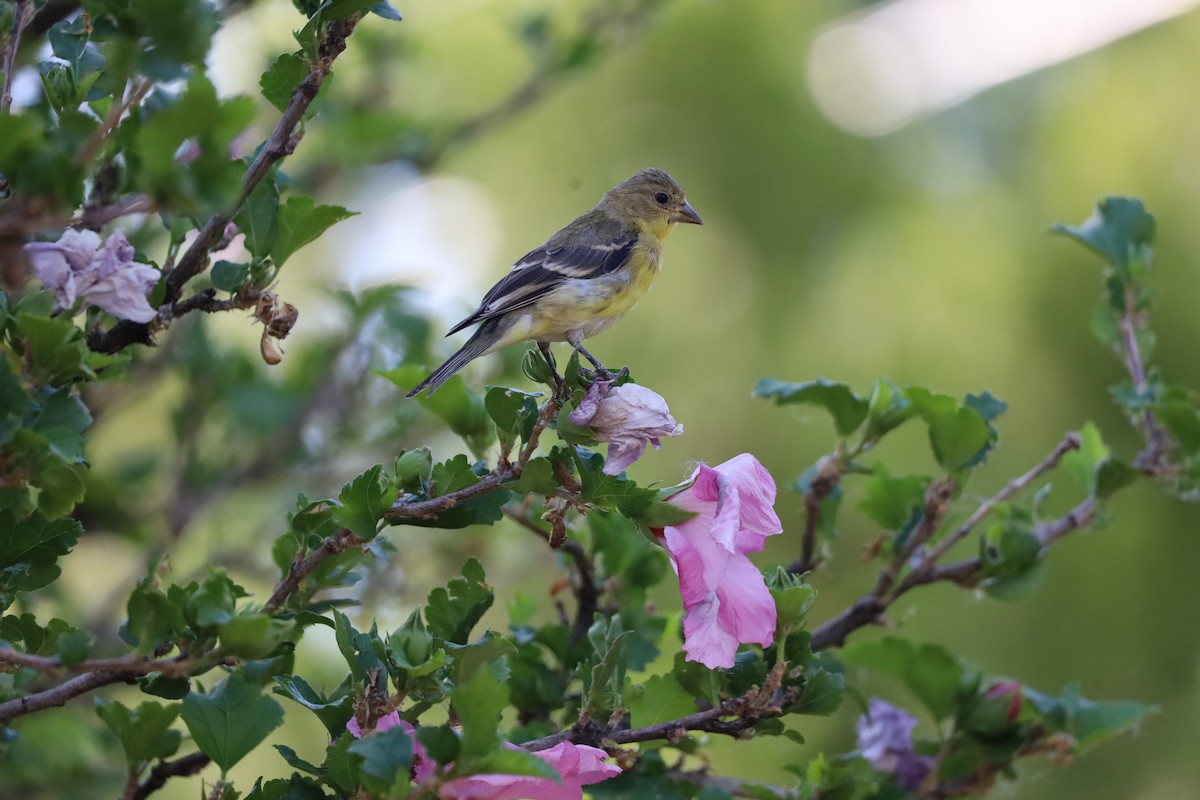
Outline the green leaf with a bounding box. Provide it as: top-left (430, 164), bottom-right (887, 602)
top-left (764, 569), bottom-right (817, 641)
top-left (271, 195), bottom-right (356, 267)
top-left (1095, 458), bottom-right (1138, 500)
top-left (864, 378), bottom-right (916, 442)
top-left (371, 2), bottom-right (403, 21)
top-left (1051, 197), bottom-right (1156, 272)
top-left (259, 53), bottom-right (309, 112)
top-left (185, 570), bottom-right (244, 628)
top-left (513, 457), bottom-right (557, 497)
top-left (575, 447), bottom-right (656, 517)
top-left (218, 614), bottom-right (291, 659)
top-left (485, 386), bottom-right (540, 454)
top-left (446, 630), bottom-right (516, 684)
top-left (584, 622), bottom-right (629, 719)
top-left (857, 463), bottom-right (928, 531)
top-left (96, 700), bottom-right (182, 770)
top-left (210, 261), bottom-right (251, 293)
top-left (628, 673), bottom-right (696, 728)
top-left (16, 312), bottom-right (87, 385)
top-left (1026, 685), bottom-right (1157, 752)
top-left (181, 674), bottom-right (285, 775)
top-left (1062, 422), bottom-right (1110, 490)
top-left (905, 387), bottom-right (994, 472)
top-left (753, 377), bottom-right (868, 437)
top-left (272, 675), bottom-right (353, 738)
top-left (841, 637), bottom-right (968, 721)
top-left (29, 388), bottom-right (91, 462)
top-left (235, 177), bottom-right (280, 261)
top-left (979, 521), bottom-right (1044, 600)
top-left (634, 497), bottom-right (699, 528)
top-left (425, 558), bottom-right (493, 645)
top-left (416, 726), bottom-right (460, 767)
top-left (347, 726), bottom-right (413, 792)
top-left (452, 663), bottom-right (505, 760)
top-left (793, 656), bottom-right (846, 716)
top-left (0, 511), bottom-right (81, 608)
top-left (332, 464), bottom-right (395, 539)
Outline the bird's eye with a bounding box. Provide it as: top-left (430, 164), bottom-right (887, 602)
top-left (654, 191), bottom-right (670, 205)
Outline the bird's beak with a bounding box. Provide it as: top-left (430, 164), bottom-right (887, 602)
top-left (673, 200), bottom-right (703, 225)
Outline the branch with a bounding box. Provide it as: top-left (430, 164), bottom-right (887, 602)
top-left (0, 648), bottom-right (219, 678)
top-left (788, 454), bottom-right (841, 575)
top-left (263, 527), bottom-right (360, 612)
top-left (383, 388), bottom-right (562, 524)
top-left (74, 80), bottom-right (153, 167)
top-left (520, 663), bottom-right (796, 751)
top-left (130, 752), bottom-right (211, 800)
top-left (902, 432), bottom-right (1083, 590)
top-left (0, 670), bottom-right (131, 723)
top-left (1, 0), bottom-right (31, 113)
top-left (86, 15), bottom-right (362, 355)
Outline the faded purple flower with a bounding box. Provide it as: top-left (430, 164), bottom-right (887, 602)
top-left (657, 453), bottom-right (782, 669)
top-left (24, 229), bottom-right (160, 323)
top-left (855, 698), bottom-right (934, 790)
top-left (568, 380), bottom-right (682, 475)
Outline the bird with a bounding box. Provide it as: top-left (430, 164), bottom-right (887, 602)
top-left (406, 167), bottom-right (702, 397)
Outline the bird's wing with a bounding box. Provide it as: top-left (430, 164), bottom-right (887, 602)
top-left (446, 216), bottom-right (638, 335)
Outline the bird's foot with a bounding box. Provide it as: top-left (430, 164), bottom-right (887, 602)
top-left (578, 364), bottom-right (629, 384)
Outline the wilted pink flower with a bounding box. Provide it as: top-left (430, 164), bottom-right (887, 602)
top-left (657, 453), bottom-right (782, 669)
top-left (440, 741), bottom-right (621, 800)
top-left (24, 229), bottom-right (159, 322)
top-left (568, 380), bottom-right (683, 475)
top-left (346, 710), bottom-right (434, 783)
top-left (855, 698), bottom-right (934, 790)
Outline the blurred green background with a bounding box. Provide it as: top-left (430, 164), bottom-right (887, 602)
top-left (14, 1), bottom-right (1200, 797)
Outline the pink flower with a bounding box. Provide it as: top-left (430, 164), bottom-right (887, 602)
top-left (568, 380), bottom-right (683, 475)
top-left (346, 710), bottom-right (434, 783)
top-left (658, 454), bottom-right (782, 669)
top-left (24, 229), bottom-right (160, 322)
top-left (440, 742), bottom-right (621, 800)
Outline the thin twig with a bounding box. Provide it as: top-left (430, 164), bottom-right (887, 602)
top-left (0, 0), bottom-right (30, 113)
top-left (86, 15), bottom-right (362, 355)
top-left (788, 454), bottom-right (841, 575)
top-left (899, 432), bottom-right (1083, 593)
top-left (130, 752), bottom-right (212, 800)
top-left (74, 80), bottom-right (153, 167)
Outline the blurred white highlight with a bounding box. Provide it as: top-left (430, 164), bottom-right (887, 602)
top-left (807, 0), bottom-right (1200, 135)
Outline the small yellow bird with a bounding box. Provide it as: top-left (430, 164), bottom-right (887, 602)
top-left (407, 168), bottom-right (701, 397)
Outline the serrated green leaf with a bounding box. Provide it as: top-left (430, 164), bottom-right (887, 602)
top-left (185, 570), bottom-right (243, 628)
top-left (842, 637), bottom-right (967, 721)
top-left (96, 700), bottom-right (182, 770)
top-left (1051, 197), bottom-right (1156, 271)
top-left (259, 52), bottom-right (309, 112)
top-left (512, 457), bottom-right (557, 497)
top-left (182, 674), bottom-right (284, 775)
top-left (332, 464), bottom-right (395, 539)
top-left (210, 261), bottom-right (251, 293)
top-left (452, 663), bottom-right (505, 760)
top-left (426, 558), bottom-right (493, 645)
top-left (628, 673), bottom-right (695, 728)
top-left (271, 195), bottom-right (356, 267)
top-left (905, 387), bottom-right (993, 472)
top-left (347, 725), bottom-right (413, 791)
top-left (753, 377), bottom-right (868, 437)
top-left (16, 312), bottom-right (88, 385)
top-left (218, 614), bottom-right (291, 659)
top-left (0, 511), bottom-right (81, 607)
top-left (857, 463), bottom-right (928, 531)
top-left (575, 447), bottom-right (656, 517)
top-left (485, 386), bottom-right (540, 454)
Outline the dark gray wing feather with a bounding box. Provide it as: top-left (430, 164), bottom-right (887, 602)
top-left (446, 212), bottom-right (638, 336)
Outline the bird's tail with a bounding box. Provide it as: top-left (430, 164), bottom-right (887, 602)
top-left (406, 319), bottom-right (503, 398)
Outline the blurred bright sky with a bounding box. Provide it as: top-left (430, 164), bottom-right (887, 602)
top-left (808, 0), bottom-right (1200, 134)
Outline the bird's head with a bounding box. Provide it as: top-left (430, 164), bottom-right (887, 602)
top-left (600, 167), bottom-right (702, 231)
